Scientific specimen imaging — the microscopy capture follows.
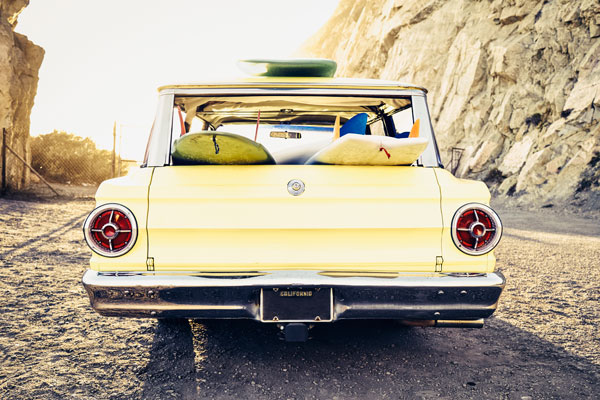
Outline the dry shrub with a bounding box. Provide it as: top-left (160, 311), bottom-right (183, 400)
top-left (31, 131), bottom-right (123, 185)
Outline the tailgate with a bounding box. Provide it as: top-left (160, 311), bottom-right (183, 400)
top-left (147, 165), bottom-right (442, 272)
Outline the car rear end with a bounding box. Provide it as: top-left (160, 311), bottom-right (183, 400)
top-left (82, 78), bottom-right (505, 338)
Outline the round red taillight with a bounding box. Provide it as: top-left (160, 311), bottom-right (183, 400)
top-left (83, 204), bottom-right (137, 257)
top-left (451, 203), bottom-right (502, 255)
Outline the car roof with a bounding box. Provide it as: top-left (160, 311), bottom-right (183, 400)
top-left (158, 77), bottom-right (428, 94)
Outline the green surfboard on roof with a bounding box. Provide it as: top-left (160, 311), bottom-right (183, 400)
top-left (238, 58), bottom-right (337, 77)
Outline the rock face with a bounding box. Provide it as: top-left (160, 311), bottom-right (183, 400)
top-left (302, 0), bottom-right (600, 210)
top-left (0, 0), bottom-right (44, 190)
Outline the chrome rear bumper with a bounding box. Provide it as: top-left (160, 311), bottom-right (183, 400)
top-left (82, 270), bottom-right (505, 322)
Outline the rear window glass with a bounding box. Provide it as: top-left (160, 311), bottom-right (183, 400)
top-left (170, 95), bottom-right (414, 164)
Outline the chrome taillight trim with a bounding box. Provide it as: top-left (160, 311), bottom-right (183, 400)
top-left (83, 203), bottom-right (138, 258)
top-left (451, 203), bottom-right (502, 256)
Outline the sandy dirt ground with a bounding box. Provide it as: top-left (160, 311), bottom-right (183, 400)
top-left (0, 196), bottom-right (598, 399)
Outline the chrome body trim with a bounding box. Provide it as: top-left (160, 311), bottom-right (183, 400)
top-left (161, 88), bottom-right (426, 97)
top-left (82, 269), bottom-right (505, 321)
top-left (158, 80), bottom-right (428, 93)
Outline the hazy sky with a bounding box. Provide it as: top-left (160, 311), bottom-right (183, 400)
top-left (16, 0), bottom-right (339, 160)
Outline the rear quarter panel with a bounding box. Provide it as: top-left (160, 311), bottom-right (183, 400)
top-left (433, 168), bottom-right (497, 273)
top-left (89, 167), bottom-right (154, 271)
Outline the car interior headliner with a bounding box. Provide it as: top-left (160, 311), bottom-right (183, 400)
top-left (175, 96), bottom-right (411, 127)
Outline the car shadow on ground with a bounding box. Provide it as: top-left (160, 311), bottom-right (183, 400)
top-left (0, 210), bottom-right (88, 259)
top-left (141, 319), bottom-right (197, 399)
top-left (140, 318), bottom-right (599, 399)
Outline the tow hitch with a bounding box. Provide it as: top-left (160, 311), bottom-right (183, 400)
top-left (282, 323), bottom-right (309, 342)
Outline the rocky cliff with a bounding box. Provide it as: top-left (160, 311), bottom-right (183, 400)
top-left (0, 0), bottom-right (44, 190)
top-left (302, 0), bottom-right (600, 211)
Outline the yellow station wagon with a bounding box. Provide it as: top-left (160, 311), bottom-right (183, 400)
top-left (82, 60), bottom-right (504, 341)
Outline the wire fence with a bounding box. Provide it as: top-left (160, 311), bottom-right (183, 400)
top-left (1, 129), bottom-right (135, 199)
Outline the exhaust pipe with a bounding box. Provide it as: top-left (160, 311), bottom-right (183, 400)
top-left (435, 319), bottom-right (484, 328)
top-left (398, 319), bottom-right (484, 328)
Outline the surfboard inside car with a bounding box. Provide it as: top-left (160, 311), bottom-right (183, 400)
top-left (82, 60), bottom-right (505, 341)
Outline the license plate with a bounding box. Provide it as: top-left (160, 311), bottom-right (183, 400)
top-left (260, 287), bottom-right (333, 322)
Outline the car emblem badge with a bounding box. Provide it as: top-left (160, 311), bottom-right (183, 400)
top-left (287, 179), bottom-right (305, 196)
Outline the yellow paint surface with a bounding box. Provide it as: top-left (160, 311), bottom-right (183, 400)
top-left (148, 166), bottom-right (443, 272)
top-left (89, 165), bottom-right (497, 274)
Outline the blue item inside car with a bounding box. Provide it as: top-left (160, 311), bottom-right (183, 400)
top-left (340, 113), bottom-right (368, 136)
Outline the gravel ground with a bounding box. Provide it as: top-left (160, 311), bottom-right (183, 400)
top-left (0, 197), bottom-right (598, 399)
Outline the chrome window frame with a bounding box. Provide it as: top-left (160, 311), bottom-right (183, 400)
top-left (144, 92), bottom-right (174, 167)
top-left (412, 94), bottom-right (443, 167)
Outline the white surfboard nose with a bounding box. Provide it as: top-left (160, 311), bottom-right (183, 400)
top-left (306, 134), bottom-right (430, 166)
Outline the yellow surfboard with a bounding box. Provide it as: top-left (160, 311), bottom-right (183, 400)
top-left (172, 131), bottom-right (275, 165)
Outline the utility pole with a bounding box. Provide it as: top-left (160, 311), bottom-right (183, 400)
top-left (112, 121), bottom-right (116, 178)
top-left (1, 128), bottom-right (6, 195)
top-left (118, 124), bottom-right (123, 176)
